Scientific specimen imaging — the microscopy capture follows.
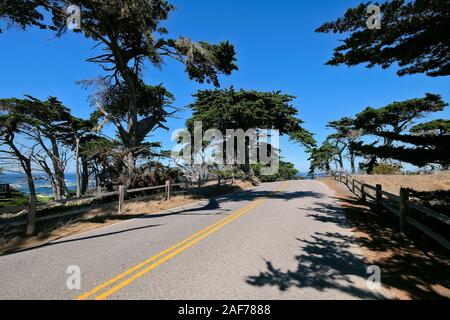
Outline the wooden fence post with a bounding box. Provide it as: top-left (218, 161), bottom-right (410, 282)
top-left (399, 188), bottom-right (409, 235)
top-left (352, 179), bottom-right (355, 194)
top-left (376, 184), bottom-right (382, 214)
top-left (165, 180), bottom-right (172, 201)
top-left (361, 184), bottom-right (367, 202)
top-left (339, 171), bottom-right (342, 183)
top-left (346, 172), bottom-right (349, 186)
top-left (26, 196), bottom-right (37, 236)
top-left (118, 186), bottom-right (125, 214)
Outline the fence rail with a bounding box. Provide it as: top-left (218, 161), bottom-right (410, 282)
top-left (326, 171), bottom-right (450, 251)
top-left (1, 178), bottom-right (233, 231)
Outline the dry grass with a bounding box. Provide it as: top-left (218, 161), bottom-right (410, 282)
top-left (322, 180), bottom-right (450, 300)
top-left (354, 172), bottom-right (450, 195)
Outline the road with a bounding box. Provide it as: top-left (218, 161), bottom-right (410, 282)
top-left (0, 180), bottom-right (389, 300)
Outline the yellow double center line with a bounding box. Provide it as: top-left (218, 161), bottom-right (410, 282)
top-left (76, 181), bottom-right (289, 300)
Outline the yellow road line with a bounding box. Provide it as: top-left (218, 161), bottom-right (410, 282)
top-left (94, 199), bottom-right (266, 300)
top-left (76, 181), bottom-right (290, 300)
top-left (76, 199), bottom-right (262, 300)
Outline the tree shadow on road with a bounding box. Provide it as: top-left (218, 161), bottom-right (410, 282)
top-left (137, 189), bottom-right (327, 220)
top-left (300, 184), bottom-right (450, 299)
top-left (246, 232), bottom-right (385, 299)
top-left (332, 195), bottom-right (450, 300)
top-left (2, 223), bottom-right (163, 255)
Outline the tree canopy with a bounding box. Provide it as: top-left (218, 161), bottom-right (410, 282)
top-left (325, 117), bottom-right (361, 173)
top-left (308, 141), bottom-right (338, 173)
top-left (0, 96), bottom-right (98, 199)
top-left (410, 119), bottom-right (450, 136)
top-left (353, 94), bottom-right (447, 136)
top-left (187, 88), bottom-right (316, 148)
top-left (316, 0), bottom-right (450, 77)
top-left (350, 94), bottom-right (449, 170)
top-left (1, 0), bottom-right (238, 158)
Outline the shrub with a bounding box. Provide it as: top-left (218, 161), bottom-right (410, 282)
top-left (372, 163), bottom-right (402, 175)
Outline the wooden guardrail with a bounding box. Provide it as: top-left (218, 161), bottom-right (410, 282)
top-left (3, 178), bottom-right (232, 231)
top-left (325, 171), bottom-right (450, 251)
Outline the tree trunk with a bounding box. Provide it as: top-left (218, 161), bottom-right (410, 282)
top-left (26, 195), bottom-right (36, 236)
top-left (338, 154), bottom-right (344, 171)
top-left (51, 139), bottom-right (66, 200)
top-left (81, 156), bottom-right (89, 195)
top-left (23, 159), bottom-right (37, 236)
top-left (5, 136), bottom-right (38, 234)
top-left (366, 156), bottom-right (377, 174)
top-left (24, 160), bottom-right (36, 198)
top-left (350, 152), bottom-right (356, 175)
top-left (123, 151), bottom-right (136, 188)
top-left (36, 159), bottom-right (57, 199)
top-left (75, 138), bottom-right (81, 198)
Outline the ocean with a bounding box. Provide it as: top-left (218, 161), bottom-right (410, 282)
top-left (0, 173), bottom-right (78, 196)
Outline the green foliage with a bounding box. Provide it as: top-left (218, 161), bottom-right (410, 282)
top-left (187, 88), bottom-right (316, 147)
top-left (410, 119), bottom-right (450, 136)
top-left (351, 136), bottom-right (450, 168)
top-left (325, 117), bottom-right (361, 173)
top-left (327, 117), bottom-right (355, 136)
top-left (0, 189), bottom-right (52, 208)
top-left (308, 141), bottom-right (338, 173)
top-left (252, 161), bottom-right (299, 182)
top-left (1, 1), bottom-right (238, 155)
top-left (372, 163), bottom-right (402, 175)
top-left (354, 94), bottom-right (447, 135)
top-left (93, 83), bottom-right (175, 147)
top-left (316, 0), bottom-right (450, 77)
top-left (0, 0), bottom-right (47, 33)
top-left (351, 94), bottom-right (449, 168)
top-left (0, 95), bottom-right (92, 139)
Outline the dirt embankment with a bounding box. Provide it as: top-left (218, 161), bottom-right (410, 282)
top-left (322, 179), bottom-right (450, 300)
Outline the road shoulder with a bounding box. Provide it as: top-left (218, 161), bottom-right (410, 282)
top-left (320, 179), bottom-right (450, 300)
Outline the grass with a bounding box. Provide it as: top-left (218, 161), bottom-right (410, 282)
top-left (0, 190), bottom-right (52, 208)
top-left (352, 172), bottom-right (450, 216)
top-left (353, 171), bottom-right (450, 194)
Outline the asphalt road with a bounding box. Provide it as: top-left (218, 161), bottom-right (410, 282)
top-left (0, 180), bottom-right (389, 300)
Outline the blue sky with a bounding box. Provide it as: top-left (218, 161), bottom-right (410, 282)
top-left (0, 0), bottom-right (449, 173)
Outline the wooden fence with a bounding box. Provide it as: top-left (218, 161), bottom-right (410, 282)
top-left (326, 171), bottom-right (450, 251)
top-left (2, 178), bottom-right (233, 234)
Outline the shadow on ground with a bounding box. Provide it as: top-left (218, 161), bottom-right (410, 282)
top-left (333, 194), bottom-right (450, 300)
top-left (246, 232), bottom-right (384, 300)
top-left (136, 189), bottom-right (326, 221)
top-left (283, 182), bottom-right (450, 300)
